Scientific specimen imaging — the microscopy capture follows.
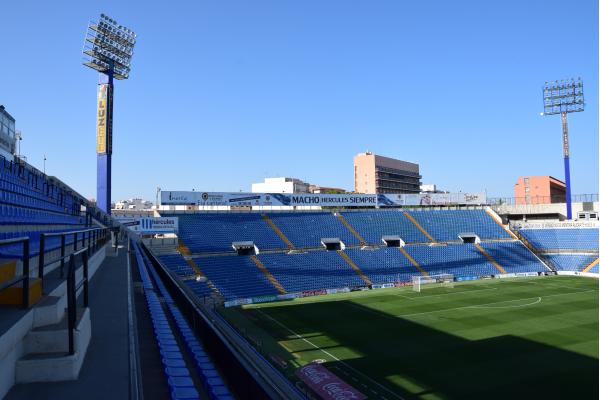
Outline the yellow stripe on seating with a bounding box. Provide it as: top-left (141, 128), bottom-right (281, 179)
top-left (336, 213), bottom-right (366, 246)
top-left (262, 215), bottom-right (295, 249)
top-left (251, 256), bottom-right (286, 294)
top-left (0, 260), bottom-right (17, 285)
top-left (177, 241), bottom-right (221, 296)
top-left (399, 247), bottom-right (429, 276)
top-left (403, 211), bottom-right (435, 243)
top-left (582, 258), bottom-right (599, 273)
top-left (338, 251), bottom-right (373, 285)
top-left (485, 208), bottom-right (518, 240)
top-left (475, 243), bottom-right (506, 274)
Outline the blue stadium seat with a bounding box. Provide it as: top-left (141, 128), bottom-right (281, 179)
top-left (267, 212), bottom-right (359, 248)
top-left (341, 210), bottom-right (429, 244)
top-left (519, 228), bottom-right (599, 251)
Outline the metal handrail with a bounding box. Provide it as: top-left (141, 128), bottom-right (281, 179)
top-left (38, 227), bottom-right (109, 289)
top-left (66, 247), bottom-right (89, 355)
top-left (0, 237), bottom-right (30, 308)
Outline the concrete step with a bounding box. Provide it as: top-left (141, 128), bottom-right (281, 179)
top-left (24, 308), bottom-right (89, 355)
top-left (15, 350), bottom-right (87, 383)
top-left (32, 295), bottom-right (65, 328)
top-left (0, 277), bottom-right (43, 307)
top-left (16, 307), bottom-right (91, 383)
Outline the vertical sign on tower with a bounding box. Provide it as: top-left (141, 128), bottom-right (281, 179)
top-left (96, 84), bottom-right (109, 154)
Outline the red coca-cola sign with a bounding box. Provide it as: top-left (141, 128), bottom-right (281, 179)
top-left (296, 362), bottom-right (367, 400)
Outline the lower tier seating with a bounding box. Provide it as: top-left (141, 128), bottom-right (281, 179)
top-left (258, 251), bottom-right (364, 293)
top-left (345, 247), bottom-right (418, 284)
top-left (480, 241), bottom-right (549, 273)
top-left (192, 256), bottom-right (279, 301)
top-left (542, 254), bottom-right (598, 272)
top-left (405, 243), bottom-right (498, 277)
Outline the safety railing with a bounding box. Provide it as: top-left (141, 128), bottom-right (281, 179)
top-left (0, 237), bottom-right (30, 308)
top-left (66, 247), bottom-right (89, 355)
top-left (38, 227), bottom-right (109, 291)
top-left (489, 193), bottom-right (598, 206)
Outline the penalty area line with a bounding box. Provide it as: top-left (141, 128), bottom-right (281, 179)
top-left (255, 309), bottom-right (405, 400)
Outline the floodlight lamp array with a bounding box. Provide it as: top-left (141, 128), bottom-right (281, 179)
top-left (82, 14), bottom-right (137, 80)
top-left (542, 78), bottom-right (584, 115)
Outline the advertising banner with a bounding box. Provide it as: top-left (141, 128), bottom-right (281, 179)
top-left (161, 191), bottom-right (486, 207)
top-left (96, 84), bottom-right (112, 155)
top-left (377, 192), bottom-right (487, 206)
top-left (250, 295), bottom-right (279, 304)
top-left (160, 191), bottom-right (377, 207)
top-left (515, 221), bottom-right (600, 229)
top-left (296, 362), bottom-right (367, 400)
top-left (118, 217), bottom-right (178, 233)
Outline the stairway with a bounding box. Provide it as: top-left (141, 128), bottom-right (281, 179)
top-left (16, 308), bottom-right (91, 382)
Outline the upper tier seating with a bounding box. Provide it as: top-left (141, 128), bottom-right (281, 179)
top-left (408, 209), bottom-right (510, 242)
top-left (341, 210), bottom-right (430, 244)
top-left (165, 213), bottom-right (285, 253)
top-left (267, 212), bottom-right (359, 248)
top-left (0, 156), bottom-right (81, 217)
top-left (519, 228), bottom-right (599, 251)
top-left (258, 251), bottom-right (365, 293)
top-left (405, 243), bottom-right (499, 277)
top-left (345, 247), bottom-right (418, 284)
top-left (480, 241), bottom-right (549, 273)
top-left (192, 255), bottom-right (279, 300)
top-left (0, 228), bottom-right (85, 258)
top-left (542, 254), bottom-right (598, 272)
top-left (1, 157), bottom-right (87, 259)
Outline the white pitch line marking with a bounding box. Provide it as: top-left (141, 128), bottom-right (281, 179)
top-left (468, 297), bottom-right (542, 309)
top-left (396, 289), bottom-right (596, 318)
top-left (256, 309), bottom-right (405, 400)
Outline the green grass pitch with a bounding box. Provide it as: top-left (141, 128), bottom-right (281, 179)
top-left (220, 276), bottom-right (598, 399)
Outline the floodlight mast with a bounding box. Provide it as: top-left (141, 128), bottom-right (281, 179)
top-left (542, 78), bottom-right (584, 220)
top-left (82, 14), bottom-right (136, 214)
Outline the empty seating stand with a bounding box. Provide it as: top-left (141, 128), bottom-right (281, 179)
top-left (408, 209), bottom-right (510, 242)
top-left (158, 253), bottom-right (213, 298)
top-left (267, 212), bottom-right (359, 248)
top-left (480, 241), bottom-right (548, 273)
top-left (164, 213), bottom-right (286, 253)
top-left (405, 243), bottom-right (499, 277)
top-left (258, 251), bottom-right (365, 293)
top-left (519, 228), bottom-right (599, 251)
top-left (341, 210), bottom-right (430, 244)
top-left (164, 209), bottom-right (555, 302)
top-left (192, 255), bottom-right (279, 301)
top-left (542, 254), bottom-right (598, 272)
top-left (133, 242), bottom-right (233, 400)
top-left (345, 247), bottom-right (418, 284)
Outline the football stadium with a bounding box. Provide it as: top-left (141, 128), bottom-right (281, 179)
top-left (1, 3), bottom-right (599, 400)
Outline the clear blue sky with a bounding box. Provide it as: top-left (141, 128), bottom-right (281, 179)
top-left (1, 0), bottom-right (597, 202)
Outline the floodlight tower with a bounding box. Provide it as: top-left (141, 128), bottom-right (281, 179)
top-left (542, 78), bottom-right (584, 220)
top-left (82, 14), bottom-right (136, 214)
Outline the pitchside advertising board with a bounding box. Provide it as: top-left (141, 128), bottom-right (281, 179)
top-left (160, 191), bottom-right (487, 207)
